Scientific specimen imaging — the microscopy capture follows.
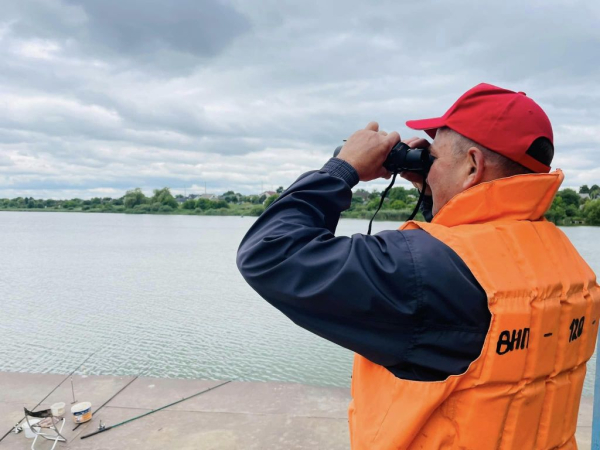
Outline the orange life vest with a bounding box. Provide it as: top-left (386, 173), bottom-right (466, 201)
top-left (348, 170), bottom-right (600, 450)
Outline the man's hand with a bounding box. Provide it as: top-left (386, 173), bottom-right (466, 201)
top-left (336, 122), bottom-right (400, 182)
top-left (400, 136), bottom-right (432, 195)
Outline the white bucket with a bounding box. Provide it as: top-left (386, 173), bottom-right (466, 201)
top-left (51, 402), bottom-right (65, 417)
top-left (22, 419), bottom-right (41, 439)
top-left (71, 402), bottom-right (92, 423)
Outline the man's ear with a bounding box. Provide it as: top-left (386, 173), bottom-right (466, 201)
top-left (462, 147), bottom-right (485, 190)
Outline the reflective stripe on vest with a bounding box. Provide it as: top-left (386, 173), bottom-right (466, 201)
top-left (348, 170), bottom-right (600, 450)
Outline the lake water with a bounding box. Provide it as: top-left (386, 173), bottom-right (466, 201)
top-left (0, 212), bottom-right (597, 396)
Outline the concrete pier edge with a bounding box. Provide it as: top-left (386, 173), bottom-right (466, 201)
top-left (0, 371), bottom-right (594, 449)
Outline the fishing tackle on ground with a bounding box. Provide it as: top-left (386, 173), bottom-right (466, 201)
top-left (80, 380), bottom-right (232, 440)
top-left (0, 351), bottom-right (97, 443)
top-left (72, 373), bottom-right (141, 431)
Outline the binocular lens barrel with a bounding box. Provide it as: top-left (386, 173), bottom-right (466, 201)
top-left (332, 142), bottom-right (432, 175)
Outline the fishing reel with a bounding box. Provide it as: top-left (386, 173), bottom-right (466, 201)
top-left (333, 140), bottom-right (433, 234)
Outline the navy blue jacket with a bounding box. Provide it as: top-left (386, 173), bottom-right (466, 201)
top-left (237, 158), bottom-right (490, 381)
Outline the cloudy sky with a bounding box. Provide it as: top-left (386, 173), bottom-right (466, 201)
top-left (1, 0), bottom-right (599, 199)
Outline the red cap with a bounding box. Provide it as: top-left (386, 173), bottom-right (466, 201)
top-left (406, 83), bottom-right (553, 173)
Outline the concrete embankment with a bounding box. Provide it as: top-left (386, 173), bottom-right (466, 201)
top-left (0, 371), bottom-right (594, 449)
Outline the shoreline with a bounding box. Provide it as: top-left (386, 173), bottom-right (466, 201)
top-left (0, 207), bottom-right (422, 222)
top-left (0, 208), bottom-right (594, 225)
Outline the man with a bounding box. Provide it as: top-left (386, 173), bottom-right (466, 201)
top-left (237, 83), bottom-right (600, 449)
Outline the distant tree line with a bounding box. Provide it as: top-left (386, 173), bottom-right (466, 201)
top-left (0, 186), bottom-right (283, 217)
top-left (2, 184), bottom-right (600, 225)
top-left (544, 185), bottom-right (600, 226)
top-left (342, 186), bottom-right (425, 221)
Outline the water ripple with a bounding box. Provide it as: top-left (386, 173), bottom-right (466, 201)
top-left (0, 212), bottom-right (595, 394)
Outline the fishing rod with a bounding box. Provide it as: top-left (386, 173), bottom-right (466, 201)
top-left (0, 351), bottom-right (97, 444)
top-left (72, 373), bottom-right (140, 431)
top-left (73, 356), bottom-right (155, 431)
top-left (81, 380), bottom-right (232, 440)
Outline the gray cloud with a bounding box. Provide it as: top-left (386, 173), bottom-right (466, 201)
top-left (0, 0), bottom-right (598, 198)
top-left (77, 0), bottom-right (251, 57)
top-left (7, 0), bottom-right (251, 70)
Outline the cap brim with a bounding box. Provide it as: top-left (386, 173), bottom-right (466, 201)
top-left (406, 117), bottom-right (446, 139)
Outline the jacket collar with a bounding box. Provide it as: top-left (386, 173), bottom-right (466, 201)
top-left (431, 170), bottom-right (564, 227)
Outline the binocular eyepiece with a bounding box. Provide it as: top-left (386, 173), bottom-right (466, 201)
top-left (333, 141), bottom-right (434, 175)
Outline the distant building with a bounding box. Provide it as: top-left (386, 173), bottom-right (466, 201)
top-left (176, 194), bottom-right (205, 203)
top-left (353, 191), bottom-right (369, 201)
top-left (579, 193), bottom-right (591, 200)
top-left (261, 191), bottom-right (277, 197)
top-left (198, 194), bottom-right (218, 201)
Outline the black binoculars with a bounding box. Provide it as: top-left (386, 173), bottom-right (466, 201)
top-left (333, 141), bottom-right (433, 175)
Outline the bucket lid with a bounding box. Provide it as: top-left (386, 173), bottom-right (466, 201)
top-left (71, 402), bottom-right (91, 413)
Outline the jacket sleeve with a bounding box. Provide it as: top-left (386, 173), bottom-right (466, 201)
top-left (236, 158), bottom-right (489, 378)
top-left (237, 158), bottom-right (421, 367)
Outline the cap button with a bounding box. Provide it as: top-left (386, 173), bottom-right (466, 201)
top-left (518, 91), bottom-right (527, 96)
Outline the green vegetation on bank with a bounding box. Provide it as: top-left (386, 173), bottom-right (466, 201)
top-left (0, 187), bottom-right (277, 218)
top-left (545, 184), bottom-right (600, 226)
top-left (2, 184), bottom-right (600, 225)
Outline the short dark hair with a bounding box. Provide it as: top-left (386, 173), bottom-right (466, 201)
top-left (442, 127), bottom-right (554, 176)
